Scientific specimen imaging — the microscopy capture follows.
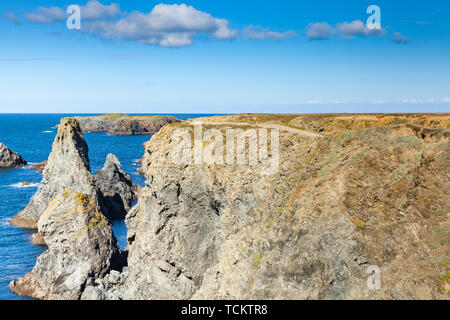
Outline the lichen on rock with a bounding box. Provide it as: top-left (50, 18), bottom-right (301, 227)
top-left (10, 118), bottom-right (94, 229)
top-left (9, 188), bottom-right (123, 300)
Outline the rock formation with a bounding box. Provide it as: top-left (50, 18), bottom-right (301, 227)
top-left (31, 232), bottom-right (46, 246)
top-left (0, 142), bottom-right (27, 168)
top-left (95, 154), bottom-right (140, 219)
top-left (57, 114), bottom-right (182, 135)
top-left (11, 118), bottom-right (140, 228)
top-left (30, 161), bottom-right (47, 173)
top-left (10, 114), bottom-right (450, 300)
top-left (10, 188), bottom-right (123, 299)
top-left (10, 118), bottom-right (95, 229)
top-left (109, 116), bottom-right (448, 300)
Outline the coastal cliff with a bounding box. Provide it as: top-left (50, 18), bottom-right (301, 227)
top-left (116, 115), bottom-right (449, 299)
top-left (0, 142), bottom-right (27, 168)
top-left (49, 114), bottom-right (437, 300)
top-left (10, 114), bottom-right (450, 300)
top-left (68, 114), bottom-right (182, 135)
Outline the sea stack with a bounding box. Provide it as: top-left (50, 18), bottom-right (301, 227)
top-left (10, 118), bottom-right (96, 229)
top-left (95, 153), bottom-right (140, 219)
top-left (10, 187), bottom-right (123, 299)
top-left (0, 142), bottom-right (27, 168)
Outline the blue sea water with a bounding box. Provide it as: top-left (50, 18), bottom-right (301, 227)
top-left (0, 113), bottom-right (213, 300)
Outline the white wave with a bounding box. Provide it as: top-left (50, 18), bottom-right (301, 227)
top-left (0, 218), bottom-right (10, 227)
top-left (8, 182), bottom-right (40, 188)
top-left (42, 130), bottom-right (54, 133)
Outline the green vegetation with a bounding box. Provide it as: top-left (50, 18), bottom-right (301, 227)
top-left (253, 251), bottom-right (263, 266)
top-left (355, 219), bottom-right (366, 230)
top-left (390, 136), bottom-right (422, 150)
top-left (395, 196), bottom-right (408, 210)
top-left (390, 164), bottom-right (412, 185)
top-left (432, 226), bottom-right (450, 246)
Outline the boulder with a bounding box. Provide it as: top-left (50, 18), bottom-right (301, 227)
top-left (0, 142), bottom-right (27, 168)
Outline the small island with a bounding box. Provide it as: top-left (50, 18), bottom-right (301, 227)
top-left (56, 114), bottom-right (182, 135)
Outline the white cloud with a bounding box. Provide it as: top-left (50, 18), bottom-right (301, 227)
top-left (80, 0), bottom-right (121, 20)
top-left (442, 98), bottom-right (450, 103)
top-left (23, 1), bottom-right (121, 23)
top-left (306, 22), bottom-right (335, 40)
top-left (392, 32), bottom-right (411, 44)
top-left (6, 12), bottom-right (22, 25)
top-left (82, 3), bottom-right (237, 47)
top-left (23, 6), bottom-right (65, 24)
top-left (244, 25), bottom-right (297, 40)
top-left (337, 20), bottom-right (386, 38)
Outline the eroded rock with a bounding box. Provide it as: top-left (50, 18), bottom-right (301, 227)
top-left (0, 142), bottom-right (27, 168)
top-left (95, 154), bottom-right (140, 219)
top-left (58, 114), bottom-right (182, 135)
top-left (30, 161), bottom-right (48, 173)
top-left (10, 188), bottom-right (123, 300)
top-left (114, 120), bottom-right (449, 300)
top-left (10, 118), bottom-right (95, 229)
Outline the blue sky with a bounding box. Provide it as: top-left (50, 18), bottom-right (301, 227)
top-left (0, 0), bottom-right (449, 113)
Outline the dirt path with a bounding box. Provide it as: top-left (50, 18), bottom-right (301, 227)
top-left (186, 120), bottom-right (324, 138)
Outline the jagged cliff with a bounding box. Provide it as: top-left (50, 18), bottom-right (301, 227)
top-left (9, 118), bottom-right (137, 299)
top-left (11, 118), bottom-right (94, 229)
top-left (10, 188), bottom-right (123, 299)
top-left (10, 114), bottom-right (450, 300)
top-left (114, 115), bottom-right (449, 300)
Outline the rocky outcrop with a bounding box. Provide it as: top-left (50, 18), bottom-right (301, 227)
top-left (11, 118), bottom-right (140, 228)
top-left (61, 114), bottom-right (182, 135)
top-left (9, 117), bottom-right (139, 300)
top-left (95, 154), bottom-right (140, 219)
top-left (0, 142), bottom-right (27, 168)
top-left (10, 118), bottom-right (95, 229)
top-left (31, 232), bottom-right (46, 246)
top-left (30, 161), bottom-right (47, 173)
top-left (10, 188), bottom-right (123, 300)
top-left (104, 117), bottom-right (449, 300)
top-left (10, 114), bottom-right (449, 300)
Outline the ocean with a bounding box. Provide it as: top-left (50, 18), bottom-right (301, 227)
top-left (0, 114), bottom-right (212, 300)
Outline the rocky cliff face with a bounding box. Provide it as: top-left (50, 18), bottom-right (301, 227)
top-left (114, 118), bottom-right (449, 300)
top-left (95, 154), bottom-right (140, 219)
top-left (9, 114), bottom-right (450, 300)
top-left (0, 142), bottom-right (27, 168)
top-left (10, 118), bottom-right (95, 229)
top-left (8, 118), bottom-right (139, 299)
top-left (10, 188), bottom-right (123, 299)
top-left (70, 114), bottom-right (182, 135)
